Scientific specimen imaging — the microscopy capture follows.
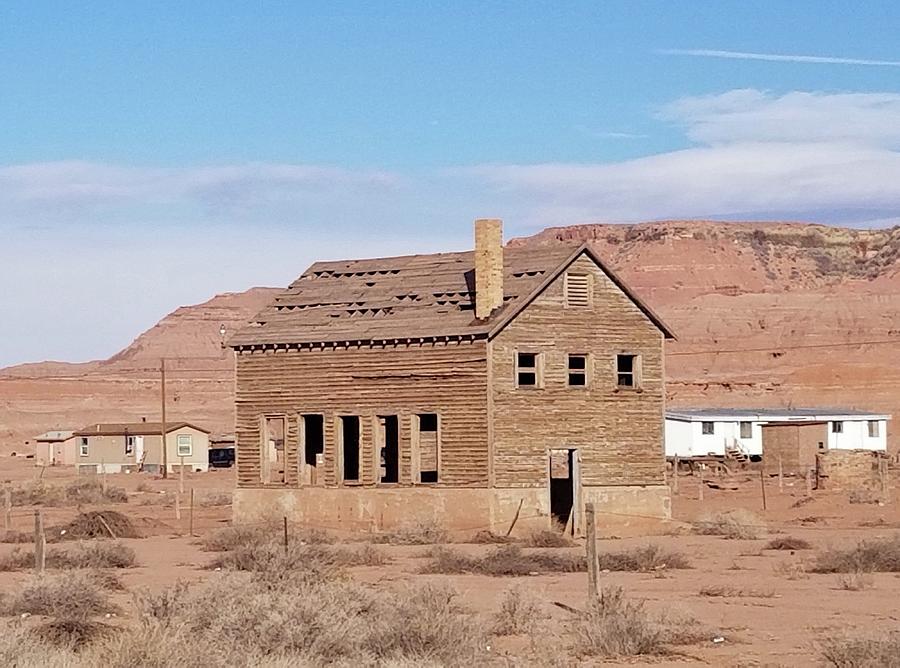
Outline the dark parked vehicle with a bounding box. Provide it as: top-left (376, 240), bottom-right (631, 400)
top-left (209, 446), bottom-right (235, 468)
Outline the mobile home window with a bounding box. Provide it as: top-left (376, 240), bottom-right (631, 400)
top-left (515, 352), bottom-right (541, 387)
top-left (176, 434), bottom-right (193, 457)
top-left (739, 422), bottom-right (752, 439)
top-left (417, 413), bottom-right (439, 483)
top-left (125, 435), bottom-right (135, 456)
top-left (831, 421), bottom-right (843, 434)
top-left (564, 272), bottom-right (591, 307)
top-left (567, 354), bottom-right (588, 387)
top-left (701, 422), bottom-right (715, 435)
top-left (868, 420), bottom-right (880, 438)
top-left (616, 354), bottom-right (640, 388)
top-left (79, 437), bottom-right (89, 457)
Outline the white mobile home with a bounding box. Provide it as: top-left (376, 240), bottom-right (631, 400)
top-left (665, 408), bottom-right (890, 461)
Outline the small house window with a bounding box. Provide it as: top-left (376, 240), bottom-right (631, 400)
top-left (567, 354), bottom-right (588, 387)
top-left (515, 352), bottom-right (541, 387)
top-left (125, 435), bottom-right (135, 456)
top-left (79, 437), bottom-right (89, 457)
top-left (739, 422), bottom-right (752, 439)
top-left (868, 420), bottom-right (879, 438)
top-left (701, 422), bottom-right (715, 435)
top-left (176, 434), bottom-right (193, 457)
top-left (616, 354), bottom-right (640, 388)
top-left (831, 421), bottom-right (843, 434)
top-left (564, 272), bottom-right (591, 307)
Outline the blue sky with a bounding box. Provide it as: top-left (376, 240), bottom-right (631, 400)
top-left (1, 1), bottom-right (899, 366)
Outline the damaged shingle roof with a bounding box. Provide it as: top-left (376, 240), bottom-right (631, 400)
top-left (229, 243), bottom-right (673, 347)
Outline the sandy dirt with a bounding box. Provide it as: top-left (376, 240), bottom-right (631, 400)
top-left (1, 457), bottom-right (899, 666)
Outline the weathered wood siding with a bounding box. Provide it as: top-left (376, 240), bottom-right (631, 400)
top-left (490, 253), bottom-right (666, 488)
top-left (235, 341), bottom-right (489, 489)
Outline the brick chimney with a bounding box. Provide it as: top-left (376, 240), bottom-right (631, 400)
top-left (474, 218), bottom-right (504, 319)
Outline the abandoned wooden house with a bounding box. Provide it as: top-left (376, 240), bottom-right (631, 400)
top-left (229, 219), bottom-right (675, 533)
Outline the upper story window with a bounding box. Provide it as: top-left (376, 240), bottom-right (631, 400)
top-left (831, 421), bottom-right (843, 434)
top-left (515, 351), bottom-right (542, 387)
top-left (567, 354), bottom-right (588, 387)
top-left (868, 420), bottom-right (880, 438)
top-left (701, 422), bottom-right (715, 435)
top-left (616, 354), bottom-right (640, 388)
top-left (739, 421), bottom-right (752, 439)
top-left (564, 273), bottom-right (591, 307)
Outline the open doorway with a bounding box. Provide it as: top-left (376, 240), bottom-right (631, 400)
top-left (263, 416), bottom-right (287, 484)
top-left (377, 415), bottom-right (399, 483)
top-left (339, 416), bottom-right (360, 483)
top-left (301, 414), bottom-right (324, 485)
top-left (549, 448), bottom-right (577, 532)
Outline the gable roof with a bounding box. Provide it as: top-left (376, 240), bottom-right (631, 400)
top-left (74, 422), bottom-right (210, 437)
top-left (229, 242), bottom-right (674, 347)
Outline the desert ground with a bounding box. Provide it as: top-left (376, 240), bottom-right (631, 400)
top-left (1, 457), bottom-right (898, 666)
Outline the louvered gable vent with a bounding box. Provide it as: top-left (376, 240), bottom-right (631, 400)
top-left (564, 272), bottom-right (591, 307)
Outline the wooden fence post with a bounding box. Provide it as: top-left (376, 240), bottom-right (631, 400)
top-left (806, 466), bottom-right (815, 496)
top-left (759, 468), bottom-right (767, 511)
top-left (175, 492), bottom-right (181, 522)
top-left (585, 502), bottom-right (598, 602)
top-left (34, 510), bottom-right (45, 573)
top-left (778, 456), bottom-right (784, 493)
top-left (179, 456), bottom-right (185, 495)
top-left (283, 517), bottom-right (289, 555)
top-left (672, 457), bottom-right (679, 494)
top-left (189, 488), bottom-right (195, 537)
top-left (698, 474), bottom-right (704, 501)
top-left (4, 489), bottom-right (10, 532)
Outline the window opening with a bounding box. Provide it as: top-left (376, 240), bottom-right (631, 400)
top-left (567, 354), bottom-right (588, 387)
top-left (340, 416), bottom-right (360, 482)
top-left (739, 422), bottom-right (752, 439)
top-left (701, 422), bottom-right (715, 435)
top-left (516, 352), bottom-right (540, 387)
top-left (418, 413), bottom-right (438, 483)
top-left (378, 415), bottom-right (399, 484)
top-left (868, 420), bottom-right (880, 438)
top-left (616, 354), bottom-right (639, 388)
top-left (831, 421), bottom-right (843, 434)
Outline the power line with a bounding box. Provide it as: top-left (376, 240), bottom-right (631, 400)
top-left (669, 337), bottom-right (900, 357)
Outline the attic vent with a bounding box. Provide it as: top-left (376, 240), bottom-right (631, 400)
top-left (564, 273), bottom-right (591, 307)
top-left (512, 270), bottom-right (545, 278)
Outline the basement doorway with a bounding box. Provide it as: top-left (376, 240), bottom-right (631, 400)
top-left (549, 448), bottom-right (579, 533)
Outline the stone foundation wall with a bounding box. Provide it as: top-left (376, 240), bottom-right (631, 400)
top-left (816, 449), bottom-right (884, 490)
top-left (233, 484), bottom-right (671, 536)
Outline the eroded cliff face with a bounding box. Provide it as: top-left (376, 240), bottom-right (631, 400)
top-left (515, 221), bottom-right (900, 451)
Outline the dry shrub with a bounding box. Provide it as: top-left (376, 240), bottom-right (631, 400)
top-left (196, 490), bottom-right (232, 507)
top-left (837, 572), bottom-right (874, 591)
top-left (12, 479), bottom-right (128, 507)
top-left (210, 542), bottom-right (385, 572)
top-left (467, 530), bottom-right (516, 544)
top-left (694, 509), bottom-right (766, 540)
top-left (699, 585), bottom-right (775, 598)
top-left (31, 618), bottom-right (114, 649)
top-left (596, 544), bottom-right (690, 572)
top-left (421, 544), bottom-right (584, 576)
top-left (0, 571), bottom-right (117, 619)
top-left (202, 524), bottom-right (278, 552)
top-left (0, 548), bottom-right (36, 571)
top-left (765, 536), bottom-right (812, 551)
top-left (848, 488), bottom-right (881, 505)
top-left (820, 631), bottom-right (900, 667)
top-left (369, 520), bottom-right (448, 545)
top-left (773, 558), bottom-right (808, 580)
top-left (0, 621), bottom-right (75, 667)
top-left (522, 529), bottom-right (574, 548)
top-left (491, 586), bottom-right (545, 635)
top-left (813, 536), bottom-right (900, 573)
top-left (50, 510), bottom-right (142, 541)
top-left (49, 541), bottom-right (137, 569)
top-left (571, 587), bottom-right (664, 657)
top-left (1, 530), bottom-right (33, 544)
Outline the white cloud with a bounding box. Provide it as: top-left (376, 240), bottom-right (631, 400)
top-left (659, 48), bottom-right (900, 68)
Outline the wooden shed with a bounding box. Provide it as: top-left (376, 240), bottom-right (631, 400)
top-left (229, 220), bottom-right (675, 534)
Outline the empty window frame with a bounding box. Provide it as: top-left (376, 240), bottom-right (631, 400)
top-left (79, 437), bottom-right (89, 457)
top-left (616, 354), bottom-right (640, 388)
top-left (868, 420), bottom-right (880, 438)
top-left (340, 416), bottom-right (361, 483)
top-left (739, 421), bottom-right (753, 439)
top-left (515, 351), bottom-right (541, 387)
top-left (567, 354), bottom-right (588, 387)
top-left (377, 415), bottom-right (399, 484)
top-left (301, 414), bottom-right (324, 468)
top-left (417, 413), bottom-right (439, 483)
top-left (176, 434), bottom-right (193, 457)
top-left (564, 272), bottom-right (591, 307)
top-left (831, 421), bottom-right (843, 434)
top-left (125, 435), bottom-right (135, 456)
top-left (701, 422), bottom-right (715, 436)
top-left (261, 416), bottom-right (287, 484)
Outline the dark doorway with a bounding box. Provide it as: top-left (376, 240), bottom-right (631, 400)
top-left (302, 414), bottom-right (324, 468)
top-left (549, 449), bottom-right (575, 529)
top-left (340, 416), bottom-right (360, 482)
top-left (378, 415), bottom-right (399, 483)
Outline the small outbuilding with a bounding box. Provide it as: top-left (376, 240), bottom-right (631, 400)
top-left (73, 422), bottom-right (211, 474)
top-left (34, 430), bottom-right (78, 467)
top-left (665, 408), bottom-right (890, 472)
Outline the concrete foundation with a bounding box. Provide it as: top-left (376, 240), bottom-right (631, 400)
top-left (233, 484), bottom-right (671, 536)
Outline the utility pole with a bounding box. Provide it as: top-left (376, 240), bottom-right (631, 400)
top-left (161, 358), bottom-right (168, 479)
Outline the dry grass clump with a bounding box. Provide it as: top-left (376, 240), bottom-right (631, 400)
top-left (0, 571), bottom-right (118, 619)
top-left (369, 520), bottom-right (448, 545)
top-left (0, 548), bottom-right (37, 571)
top-left (11, 479), bottom-right (128, 507)
top-left (491, 586), bottom-right (545, 635)
top-left (0, 530), bottom-right (33, 544)
top-left (571, 587), bottom-right (665, 657)
top-left (521, 529), bottom-right (574, 548)
top-left (596, 544), bottom-right (690, 572)
top-left (210, 542), bottom-right (386, 572)
top-left (694, 509), bottom-right (766, 539)
top-left (50, 510), bottom-right (142, 541)
top-left (848, 487), bottom-right (882, 505)
top-left (813, 535), bottom-right (900, 573)
top-left (421, 544), bottom-right (585, 576)
top-left (820, 631), bottom-right (900, 667)
top-left (0, 541), bottom-right (137, 571)
top-left (699, 584), bottom-right (775, 598)
top-left (201, 523), bottom-right (333, 552)
top-left (31, 618), bottom-right (114, 649)
top-left (765, 536), bottom-right (812, 551)
top-left (773, 558), bottom-right (809, 580)
top-left (467, 530), bottom-right (516, 544)
top-left (837, 572), bottom-right (875, 591)
top-left (195, 490), bottom-right (232, 507)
